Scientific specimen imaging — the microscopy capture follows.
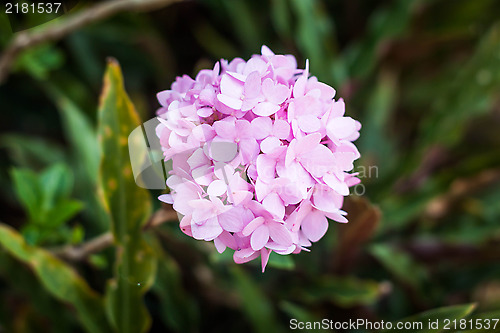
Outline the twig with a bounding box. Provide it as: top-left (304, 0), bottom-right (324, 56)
top-left (53, 207), bottom-right (178, 261)
top-left (52, 232), bottom-right (114, 262)
top-left (0, 0), bottom-right (182, 84)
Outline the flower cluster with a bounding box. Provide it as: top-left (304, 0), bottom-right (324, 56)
top-left (156, 46), bottom-right (361, 271)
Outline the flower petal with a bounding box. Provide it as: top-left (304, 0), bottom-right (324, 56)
top-left (262, 192), bottom-right (285, 220)
top-left (294, 132), bottom-right (322, 156)
top-left (312, 185), bottom-right (343, 211)
top-left (273, 119), bottom-right (290, 139)
top-left (158, 194), bottom-right (173, 204)
top-left (197, 107), bottom-right (213, 117)
top-left (251, 117), bottom-right (273, 140)
top-left (255, 178), bottom-right (271, 202)
top-left (187, 148), bottom-right (209, 170)
top-left (260, 136), bottom-right (281, 154)
top-left (214, 237), bottom-right (226, 253)
top-left (244, 71), bottom-right (262, 99)
top-left (207, 179), bottom-right (227, 197)
top-left (242, 216), bottom-right (265, 236)
top-left (180, 215), bottom-right (192, 236)
top-left (217, 93), bottom-right (243, 110)
top-left (218, 230), bottom-right (238, 249)
top-left (298, 115), bottom-right (321, 133)
top-left (191, 216), bottom-right (222, 240)
top-left (263, 79), bottom-right (289, 104)
top-left (213, 119), bottom-right (237, 139)
top-left (261, 45), bottom-right (275, 57)
top-left (301, 210), bottom-right (328, 242)
top-left (220, 73), bottom-right (244, 97)
top-left (276, 182), bottom-right (304, 205)
top-left (234, 248), bottom-right (259, 263)
top-left (261, 248), bottom-right (271, 272)
top-left (268, 223), bottom-right (292, 246)
top-left (327, 116), bottom-right (357, 139)
top-left (308, 81), bottom-right (336, 100)
top-left (272, 84), bottom-right (290, 104)
top-left (301, 144), bottom-right (335, 177)
top-left (325, 210), bottom-right (348, 223)
top-left (256, 154), bottom-right (277, 181)
top-left (192, 124), bottom-right (215, 142)
top-left (239, 138), bottom-right (260, 164)
top-left (218, 207), bottom-right (245, 232)
top-left (334, 151), bottom-right (356, 171)
top-left (293, 75), bottom-right (307, 98)
top-left (231, 190), bottom-right (253, 205)
top-left (235, 119), bottom-right (254, 139)
top-left (323, 173), bottom-right (349, 196)
top-left (251, 225), bottom-right (269, 251)
top-left (253, 102), bottom-right (280, 117)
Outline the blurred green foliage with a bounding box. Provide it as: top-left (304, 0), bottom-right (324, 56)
top-left (1, 0), bottom-right (500, 332)
top-left (0, 224), bottom-right (110, 332)
top-left (10, 164), bottom-right (83, 245)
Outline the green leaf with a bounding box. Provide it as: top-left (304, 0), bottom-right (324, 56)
top-left (151, 238), bottom-right (199, 333)
top-left (0, 249), bottom-right (78, 332)
top-left (305, 276), bottom-right (383, 308)
top-left (280, 302), bottom-right (330, 330)
top-left (10, 168), bottom-right (43, 223)
top-left (40, 164), bottom-right (73, 209)
top-left (0, 134), bottom-right (65, 169)
top-left (44, 84), bottom-right (99, 185)
top-left (44, 199), bottom-right (84, 228)
top-left (221, 0), bottom-right (262, 51)
top-left (270, 0), bottom-right (293, 40)
top-left (22, 224), bottom-right (42, 245)
top-left (0, 223), bottom-right (111, 333)
top-left (357, 71), bottom-right (398, 185)
top-left (70, 224), bottom-right (85, 244)
top-left (104, 238), bottom-right (156, 332)
top-left (193, 22), bottom-right (239, 60)
top-left (41, 81), bottom-right (109, 232)
top-left (89, 254), bottom-right (108, 269)
top-left (420, 23), bottom-right (500, 148)
top-left (384, 303), bottom-right (477, 333)
top-left (97, 59), bottom-right (156, 333)
top-left (12, 164), bottom-right (83, 232)
top-left (13, 44), bottom-right (64, 79)
top-left (290, 0), bottom-right (337, 81)
top-left (345, 0), bottom-right (420, 79)
top-left (370, 244), bottom-right (428, 290)
top-left (231, 266), bottom-right (281, 333)
top-left (0, 10), bottom-right (13, 46)
top-left (462, 310), bottom-right (500, 333)
top-left (267, 252), bottom-right (295, 270)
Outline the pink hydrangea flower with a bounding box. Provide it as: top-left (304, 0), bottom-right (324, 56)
top-left (156, 46), bottom-right (361, 272)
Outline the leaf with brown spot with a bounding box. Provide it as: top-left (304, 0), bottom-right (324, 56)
top-left (97, 59), bottom-right (156, 333)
